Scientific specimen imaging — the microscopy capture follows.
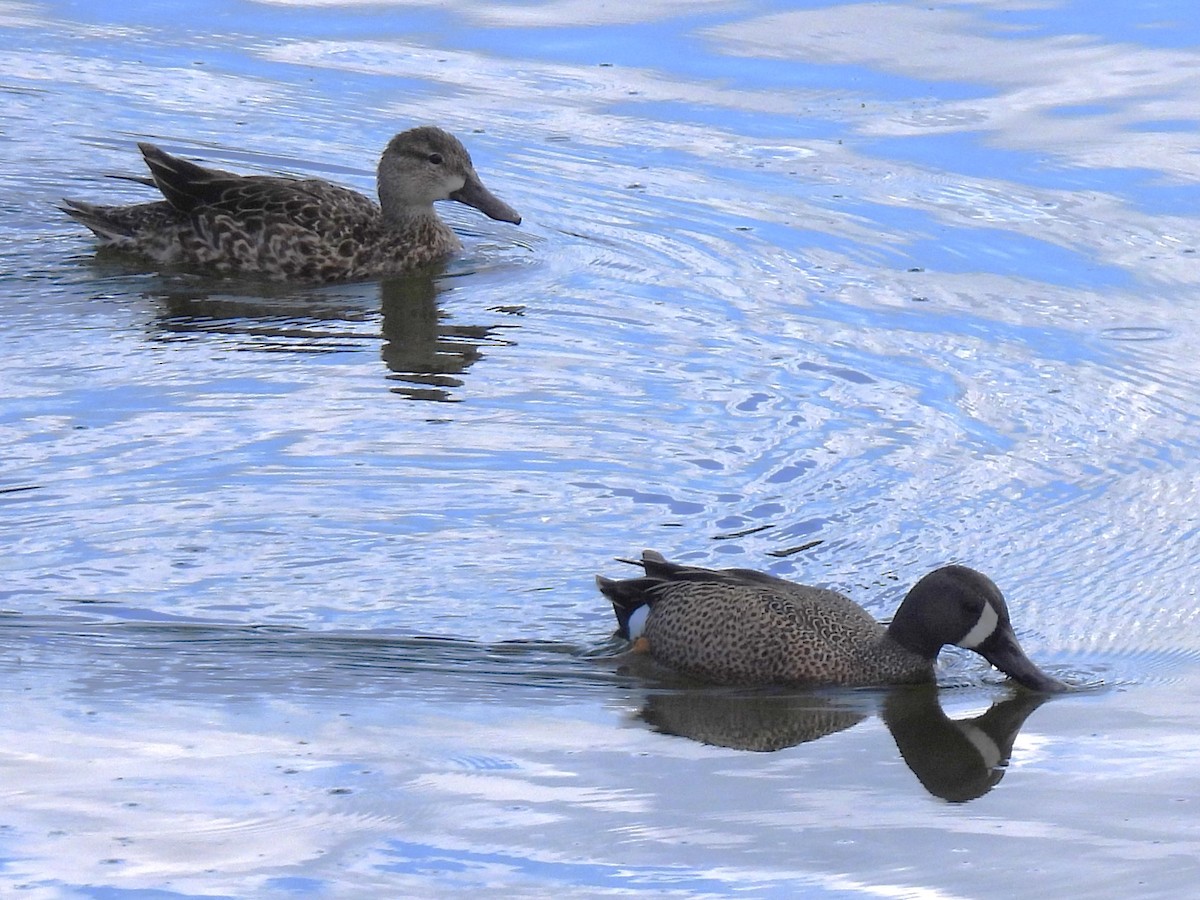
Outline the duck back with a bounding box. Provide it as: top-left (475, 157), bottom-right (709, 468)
top-left (600, 552), bottom-right (933, 686)
top-left (644, 579), bottom-right (930, 685)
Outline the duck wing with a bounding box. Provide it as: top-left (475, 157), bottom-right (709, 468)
top-left (644, 578), bottom-right (882, 684)
top-left (139, 143), bottom-right (378, 229)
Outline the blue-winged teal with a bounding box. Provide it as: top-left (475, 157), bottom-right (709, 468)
top-left (597, 550), bottom-right (1065, 691)
top-left (61, 126), bottom-right (520, 281)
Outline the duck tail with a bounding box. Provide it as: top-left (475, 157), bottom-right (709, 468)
top-left (597, 550), bottom-right (682, 638)
top-left (59, 199), bottom-right (135, 242)
top-left (595, 573), bottom-right (656, 639)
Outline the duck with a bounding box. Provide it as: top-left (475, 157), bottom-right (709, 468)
top-left (597, 550), bottom-right (1066, 691)
top-left (61, 126), bottom-right (521, 281)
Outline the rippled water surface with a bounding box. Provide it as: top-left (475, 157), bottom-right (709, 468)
top-left (4, 0), bottom-right (1200, 896)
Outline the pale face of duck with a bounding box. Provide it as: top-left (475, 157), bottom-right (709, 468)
top-left (887, 565), bottom-right (1066, 692)
top-left (377, 126), bottom-right (521, 225)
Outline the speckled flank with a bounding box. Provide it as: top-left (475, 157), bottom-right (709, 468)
top-left (643, 578), bottom-right (931, 686)
top-left (598, 551), bottom-right (932, 686)
top-left (61, 126), bottom-right (520, 282)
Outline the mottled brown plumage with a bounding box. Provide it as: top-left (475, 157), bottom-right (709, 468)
top-left (61, 126), bottom-right (520, 282)
top-left (597, 550), bottom-right (1065, 691)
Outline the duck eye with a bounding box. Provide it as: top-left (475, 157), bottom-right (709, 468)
top-left (427, 152), bottom-right (443, 165)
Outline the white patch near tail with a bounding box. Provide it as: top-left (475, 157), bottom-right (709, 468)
top-left (956, 602), bottom-right (999, 649)
top-left (627, 604), bottom-right (650, 641)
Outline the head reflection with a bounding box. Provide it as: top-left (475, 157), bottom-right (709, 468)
top-left (633, 682), bottom-right (1053, 802)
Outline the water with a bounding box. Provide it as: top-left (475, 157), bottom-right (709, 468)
top-left (3, 0), bottom-right (1200, 896)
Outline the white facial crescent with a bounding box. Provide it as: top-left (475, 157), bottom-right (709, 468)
top-left (957, 602), bottom-right (998, 649)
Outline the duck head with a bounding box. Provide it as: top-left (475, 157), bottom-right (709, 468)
top-left (887, 565), bottom-right (1066, 693)
top-left (377, 126), bottom-right (521, 225)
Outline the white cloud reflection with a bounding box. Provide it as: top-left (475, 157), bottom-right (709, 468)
top-left (706, 3), bottom-right (1200, 181)
top-left (250, 0), bottom-right (739, 27)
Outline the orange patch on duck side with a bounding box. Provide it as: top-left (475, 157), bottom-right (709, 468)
top-left (631, 636), bottom-right (652, 654)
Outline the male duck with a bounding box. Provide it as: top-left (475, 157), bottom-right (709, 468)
top-left (61, 126), bottom-right (521, 281)
top-left (597, 550), bottom-right (1066, 691)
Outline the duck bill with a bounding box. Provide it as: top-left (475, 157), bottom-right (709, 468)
top-left (450, 172), bottom-right (521, 224)
top-left (979, 628), bottom-right (1067, 693)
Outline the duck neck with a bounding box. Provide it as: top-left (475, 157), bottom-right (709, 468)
top-left (868, 630), bottom-right (938, 684)
top-left (379, 197), bottom-right (436, 229)
top-left (378, 194), bottom-right (456, 243)
top-left (885, 610), bottom-right (942, 661)
top-left (375, 167), bottom-right (431, 223)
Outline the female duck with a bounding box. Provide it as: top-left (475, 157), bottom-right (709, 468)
top-left (597, 550), bottom-right (1065, 691)
top-left (61, 126), bottom-right (521, 281)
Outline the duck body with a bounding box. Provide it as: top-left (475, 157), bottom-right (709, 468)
top-left (597, 551), bottom-right (1065, 692)
top-left (61, 127), bottom-right (520, 282)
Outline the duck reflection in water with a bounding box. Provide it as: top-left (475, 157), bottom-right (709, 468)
top-left (133, 270), bottom-right (513, 402)
top-left (379, 275), bottom-right (516, 402)
top-left (630, 682), bottom-right (1052, 802)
